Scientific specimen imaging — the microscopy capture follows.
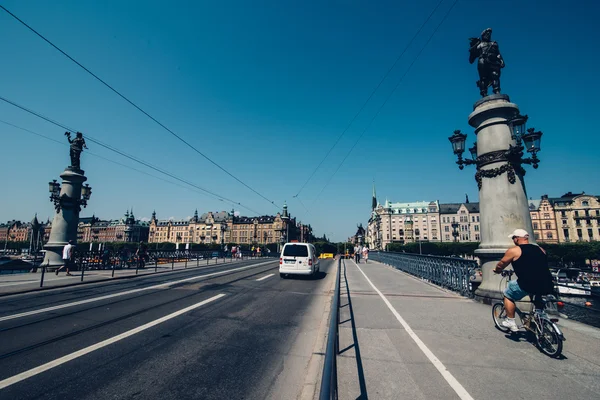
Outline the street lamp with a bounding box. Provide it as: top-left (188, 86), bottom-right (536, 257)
top-left (451, 222), bottom-right (459, 242)
top-left (449, 125), bottom-right (544, 189)
top-left (448, 130), bottom-right (476, 170)
top-left (220, 223), bottom-right (227, 251)
top-left (48, 179), bottom-right (92, 212)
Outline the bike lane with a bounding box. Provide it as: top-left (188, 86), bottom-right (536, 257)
top-left (339, 259), bottom-right (600, 400)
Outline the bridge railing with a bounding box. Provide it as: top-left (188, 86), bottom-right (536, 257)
top-left (370, 251), bottom-right (477, 298)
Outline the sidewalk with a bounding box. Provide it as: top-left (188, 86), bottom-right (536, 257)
top-left (0, 257), bottom-right (245, 296)
top-left (337, 258), bottom-right (600, 400)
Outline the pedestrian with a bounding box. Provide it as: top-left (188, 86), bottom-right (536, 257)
top-left (362, 246), bottom-right (369, 263)
top-left (257, 246), bottom-right (261, 257)
top-left (231, 245), bottom-right (237, 259)
top-left (101, 248), bottom-right (110, 269)
top-left (136, 242), bottom-right (147, 269)
top-left (56, 240), bottom-right (74, 276)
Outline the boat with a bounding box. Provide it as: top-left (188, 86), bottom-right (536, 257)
top-left (555, 268), bottom-right (591, 296)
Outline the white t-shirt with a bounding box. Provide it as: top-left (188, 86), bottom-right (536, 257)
top-left (62, 244), bottom-right (74, 260)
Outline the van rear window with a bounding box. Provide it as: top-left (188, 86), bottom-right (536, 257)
top-left (283, 245), bottom-right (308, 257)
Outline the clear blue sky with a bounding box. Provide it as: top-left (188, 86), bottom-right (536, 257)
top-left (1, 0), bottom-right (599, 242)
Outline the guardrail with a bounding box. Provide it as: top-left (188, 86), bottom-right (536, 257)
top-left (370, 251), bottom-right (477, 298)
top-left (320, 257), bottom-right (341, 400)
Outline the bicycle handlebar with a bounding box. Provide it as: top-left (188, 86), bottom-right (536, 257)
top-left (494, 269), bottom-right (514, 278)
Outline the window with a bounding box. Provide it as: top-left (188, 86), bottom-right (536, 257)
top-left (545, 223), bottom-right (551, 230)
top-left (452, 217), bottom-right (456, 223)
top-left (561, 211), bottom-right (566, 217)
top-left (575, 211), bottom-right (579, 217)
top-left (588, 229), bottom-right (594, 239)
top-left (472, 216), bottom-right (475, 222)
top-left (445, 234), bottom-right (450, 241)
top-left (563, 229), bottom-right (569, 238)
top-left (562, 219), bottom-right (567, 225)
top-left (444, 226), bottom-right (449, 232)
top-left (546, 232), bottom-right (553, 239)
top-left (476, 216), bottom-right (480, 222)
top-left (543, 213), bottom-right (550, 219)
top-left (475, 234), bottom-right (480, 241)
top-left (533, 222), bottom-right (539, 229)
top-left (534, 233), bottom-right (540, 240)
top-left (582, 201), bottom-right (589, 206)
top-left (596, 210), bottom-right (599, 216)
top-left (577, 229), bottom-right (583, 239)
top-left (474, 225), bottom-right (479, 231)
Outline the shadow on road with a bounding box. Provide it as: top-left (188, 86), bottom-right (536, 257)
top-left (282, 271), bottom-right (328, 281)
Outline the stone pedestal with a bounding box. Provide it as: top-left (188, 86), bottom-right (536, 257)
top-left (43, 167), bottom-right (87, 269)
top-left (468, 95), bottom-right (534, 304)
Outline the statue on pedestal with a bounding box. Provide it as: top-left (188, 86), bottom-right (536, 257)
top-left (469, 28), bottom-right (505, 97)
top-left (65, 131), bottom-right (88, 170)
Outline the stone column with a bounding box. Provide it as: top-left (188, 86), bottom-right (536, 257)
top-left (468, 94), bottom-right (534, 303)
top-left (43, 167), bottom-right (87, 269)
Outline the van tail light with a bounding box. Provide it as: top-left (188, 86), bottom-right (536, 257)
top-left (279, 258), bottom-right (282, 265)
top-left (308, 259), bottom-right (312, 266)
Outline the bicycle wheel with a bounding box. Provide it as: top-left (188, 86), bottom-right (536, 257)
top-left (492, 303), bottom-right (510, 333)
top-left (536, 319), bottom-right (563, 358)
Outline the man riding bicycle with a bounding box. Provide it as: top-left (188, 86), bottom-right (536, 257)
top-left (493, 229), bottom-right (554, 332)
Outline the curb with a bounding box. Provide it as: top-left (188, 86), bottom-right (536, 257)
top-left (299, 258), bottom-right (338, 400)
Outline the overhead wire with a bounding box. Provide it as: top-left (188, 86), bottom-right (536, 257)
top-left (311, 0), bottom-right (459, 206)
top-left (0, 4), bottom-right (280, 210)
top-left (0, 96), bottom-right (262, 215)
top-left (292, 0), bottom-right (447, 198)
top-left (0, 118), bottom-right (241, 204)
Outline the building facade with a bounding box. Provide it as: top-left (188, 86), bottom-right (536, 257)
top-left (148, 205), bottom-right (308, 247)
top-left (77, 210), bottom-right (149, 243)
top-left (439, 202), bottom-right (481, 243)
top-left (548, 192), bottom-right (600, 243)
top-left (528, 195), bottom-right (559, 243)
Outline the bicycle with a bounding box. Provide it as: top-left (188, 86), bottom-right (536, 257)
top-left (492, 270), bottom-right (565, 358)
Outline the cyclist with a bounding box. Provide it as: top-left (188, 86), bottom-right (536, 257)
top-left (493, 229), bottom-right (554, 332)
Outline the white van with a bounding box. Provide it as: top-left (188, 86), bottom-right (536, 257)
top-left (279, 242), bottom-right (319, 278)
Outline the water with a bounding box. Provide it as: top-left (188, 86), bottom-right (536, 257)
top-left (559, 296), bottom-right (600, 329)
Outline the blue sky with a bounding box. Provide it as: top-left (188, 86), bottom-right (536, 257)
top-left (1, 0), bottom-right (599, 242)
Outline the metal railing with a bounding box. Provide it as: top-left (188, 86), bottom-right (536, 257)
top-left (34, 250), bottom-right (276, 288)
top-left (320, 257), bottom-right (341, 400)
top-left (370, 251), bottom-right (477, 298)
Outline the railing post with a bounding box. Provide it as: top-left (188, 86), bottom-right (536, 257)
top-left (39, 261), bottom-right (47, 288)
top-left (172, 256), bottom-right (174, 270)
top-left (185, 256), bottom-right (188, 269)
top-left (80, 256), bottom-right (85, 282)
top-left (155, 257), bottom-right (158, 273)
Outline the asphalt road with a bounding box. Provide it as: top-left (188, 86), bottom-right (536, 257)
top-left (0, 258), bottom-right (336, 399)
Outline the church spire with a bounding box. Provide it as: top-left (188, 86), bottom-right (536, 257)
top-left (372, 181), bottom-right (377, 210)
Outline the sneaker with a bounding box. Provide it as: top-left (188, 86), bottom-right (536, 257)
top-left (501, 318), bottom-right (519, 332)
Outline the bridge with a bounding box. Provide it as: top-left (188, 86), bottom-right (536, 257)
top-left (0, 254), bottom-right (598, 399)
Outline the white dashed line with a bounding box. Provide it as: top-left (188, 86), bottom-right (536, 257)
top-left (256, 273), bottom-right (274, 281)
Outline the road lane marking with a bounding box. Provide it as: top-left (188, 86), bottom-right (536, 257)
top-left (351, 260), bottom-right (474, 400)
top-left (256, 274), bottom-right (274, 281)
top-left (0, 293), bottom-right (225, 390)
top-left (0, 260), bottom-right (276, 322)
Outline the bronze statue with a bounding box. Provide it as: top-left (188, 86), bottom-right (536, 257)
top-left (469, 28), bottom-right (505, 97)
top-left (65, 131), bottom-right (88, 170)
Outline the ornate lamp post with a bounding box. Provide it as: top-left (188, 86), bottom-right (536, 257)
top-left (449, 28), bottom-right (544, 302)
top-left (451, 222), bottom-right (460, 242)
top-left (43, 133), bottom-right (91, 269)
top-left (220, 223), bottom-right (227, 251)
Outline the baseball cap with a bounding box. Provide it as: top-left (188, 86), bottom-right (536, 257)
top-left (508, 229), bottom-right (529, 238)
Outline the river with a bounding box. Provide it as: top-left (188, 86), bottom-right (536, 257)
top-left (559, 295), bottom-right (600, 329)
